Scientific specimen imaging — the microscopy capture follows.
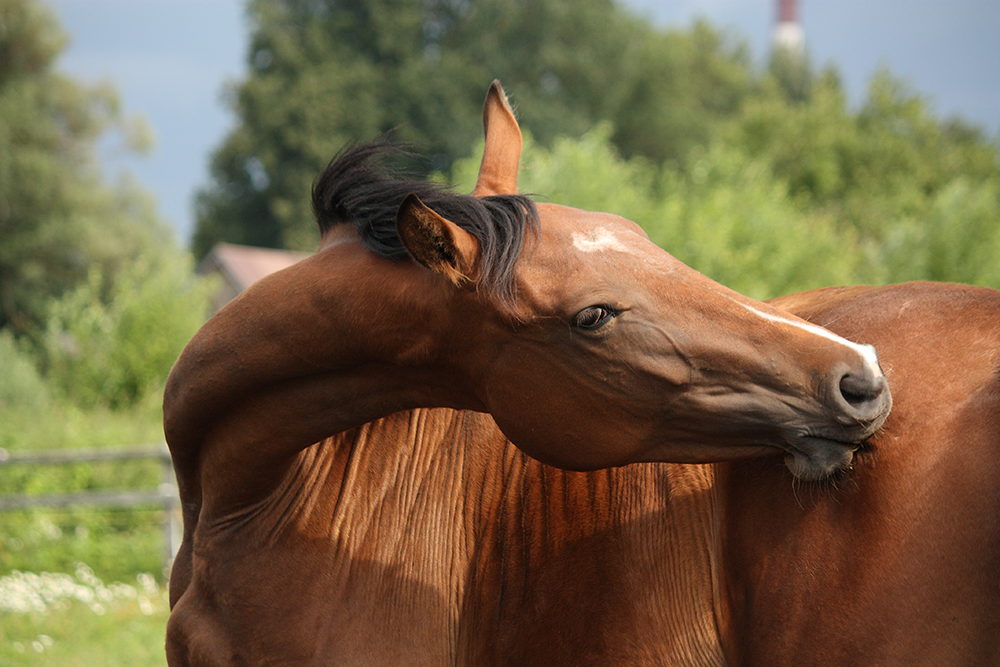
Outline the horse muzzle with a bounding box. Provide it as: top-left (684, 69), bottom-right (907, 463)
top-left (785, 349), bottom-right (892, 480)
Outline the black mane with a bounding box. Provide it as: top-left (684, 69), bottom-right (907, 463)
top-left (312, 140), bottom-right (538, 305)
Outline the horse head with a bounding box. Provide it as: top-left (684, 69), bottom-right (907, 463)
top-left (167, 82), bottom-right (890, 488)
top-left (393, 81), bottom-right (890, 479)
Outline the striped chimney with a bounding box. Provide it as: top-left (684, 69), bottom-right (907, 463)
top-left (773, 0), bottom-right (804, 54)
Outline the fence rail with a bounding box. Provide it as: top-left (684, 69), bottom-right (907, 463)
top-left (0, 444), bottom-right (181, 573)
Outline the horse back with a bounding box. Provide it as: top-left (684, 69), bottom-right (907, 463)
top-left (719, 282), bottom-right (1000, 666)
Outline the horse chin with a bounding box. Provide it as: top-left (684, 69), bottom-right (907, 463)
top-left (783, 438), bottom-right (858, 481)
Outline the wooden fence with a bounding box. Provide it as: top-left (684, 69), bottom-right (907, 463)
top-left (0, 444), bottom-right (181, 573)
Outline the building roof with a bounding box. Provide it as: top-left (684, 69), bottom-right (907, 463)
top-left (197, 243), bottom-right (313, 313)
top-left (198, 242), bottom-right (312, 293)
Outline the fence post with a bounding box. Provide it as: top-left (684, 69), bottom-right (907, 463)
top-left (160, 445), bottom-right (182, 576)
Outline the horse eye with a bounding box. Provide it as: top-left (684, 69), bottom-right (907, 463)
top-left (574, 305), bottom-right (617, 330)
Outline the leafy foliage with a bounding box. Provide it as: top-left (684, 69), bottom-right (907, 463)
top-left (39, 252), bottom-right (215, 409)
top-left (0, 0), bottom-right (164, 335)
top-left (0, 331), bottom-right (50, 413)
top-left (0, 0), bottom-right (216, 407)
top-left (649, 145), bottom-right (860, 299)
top-left (876, 176), bottom-right (1000, 286)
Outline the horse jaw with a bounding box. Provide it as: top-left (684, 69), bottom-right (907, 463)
top-left (783, 439), bottom-right (860, 481)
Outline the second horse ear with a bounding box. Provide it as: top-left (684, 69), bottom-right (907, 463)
top-left (473, 80), bottom-right (522, 197)
top-left (396, 193), bottom-right (480, 286)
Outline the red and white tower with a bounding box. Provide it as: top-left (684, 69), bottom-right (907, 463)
top-left (773, 0), bottom-right (805, 55)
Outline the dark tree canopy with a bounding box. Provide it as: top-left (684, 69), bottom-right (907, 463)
top-left (192, 0), bottom-right (755, 256)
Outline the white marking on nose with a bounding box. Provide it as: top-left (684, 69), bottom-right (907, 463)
top-left (735, 300), bottom-right (883, 376)
top-left (572, 228), bottom-right (631, 254)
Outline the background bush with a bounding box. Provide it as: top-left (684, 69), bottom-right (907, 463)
top-left (0, 331), bottom-right (51, 414)
top-left (39, 251), bottom-right (215, 409)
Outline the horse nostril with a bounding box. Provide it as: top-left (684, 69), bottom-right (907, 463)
top-left (839, 373), bottom-right (885, 408)
top-left (827, 350), bottom-right (891, 430)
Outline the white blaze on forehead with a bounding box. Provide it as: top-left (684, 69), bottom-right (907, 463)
top-left (735, 300), bottom-right (883, 376)
top-left (572, 227), bottom-right (632, 254)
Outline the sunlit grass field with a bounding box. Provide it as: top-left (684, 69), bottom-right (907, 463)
top-left (0, 565), bottom-right (169, 666)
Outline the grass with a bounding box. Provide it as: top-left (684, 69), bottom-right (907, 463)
top-left (0, 388), bottom-right (172, 665)
top-left (1, 510), bottom-right (168, 584)
top-left (0, 388), bottom-right (166, 455)
top-left (0, 565), bottom-right (169, 666)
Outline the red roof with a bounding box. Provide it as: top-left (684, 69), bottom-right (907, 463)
top-left (198, 243), bottom-right (312, 293)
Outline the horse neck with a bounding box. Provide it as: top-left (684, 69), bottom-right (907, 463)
top-left (199, 400), bottom-right (727, 664)
top-left (164, 236), bottom-right (483, 513)
top-left (337, 422), bottom-right (722, 665)
top-left (289, 414), bottom-right (727, 664)
top-left (464, 459), bottom-right (727, 664)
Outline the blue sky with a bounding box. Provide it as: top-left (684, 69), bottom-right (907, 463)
top-left (47, 0), bottom-right (1000, 246)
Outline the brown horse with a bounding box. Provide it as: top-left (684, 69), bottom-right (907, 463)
top-left (163, 83), bottom-right (994, 665)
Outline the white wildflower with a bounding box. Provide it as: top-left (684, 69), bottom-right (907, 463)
top-left (0, 564), bottom-right (163, 617)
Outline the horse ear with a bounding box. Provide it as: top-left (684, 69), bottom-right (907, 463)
top-left (396, 193), bottom-right (480, 286)
top-left (472, 80), bottom-right (522, 197)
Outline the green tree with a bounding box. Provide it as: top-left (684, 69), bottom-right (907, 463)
top-left (608, 21), bottom-right (753, 165)
top-left (726, 65), bottom-right (1000, 288)
top-left (0, 329), bottom-right (50, 412)
top-left (0, 0), bottom-right (166, 335)
top-left (729, 68), bottom-right (999, 233)
top-left (875, 176), bottom-right (1000, 287)
top-left (193, 0), bottom-right (756, 257)
top-left (767, 40), bottom-right (811, 104)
